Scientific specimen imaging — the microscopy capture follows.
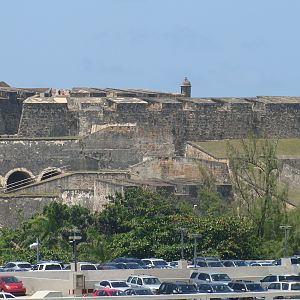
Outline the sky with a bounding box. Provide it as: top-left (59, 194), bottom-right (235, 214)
top-left (1, 0), bottom-right (300, 97)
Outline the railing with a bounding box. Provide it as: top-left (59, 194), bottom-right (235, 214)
top-left (26, 290), bottom-right (300, 300)
top-left (1, 165), bottom-right (69, 193)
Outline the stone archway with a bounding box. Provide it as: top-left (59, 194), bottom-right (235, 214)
top-left (38, 167), bottom-right (62, 182)
top-left (4, 168), bottom-right (35, 191)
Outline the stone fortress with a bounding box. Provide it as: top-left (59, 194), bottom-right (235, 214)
top-left (1, 78), bottom-right (300, 228)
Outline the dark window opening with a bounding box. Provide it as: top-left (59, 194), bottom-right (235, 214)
top-left (41, 169), bottom-right (61, 181)
top-left (6, 171), bottom-right (33, 191)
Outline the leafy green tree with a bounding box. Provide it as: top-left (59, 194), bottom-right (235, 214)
top-left (227, 136), bottom-right (287, 239)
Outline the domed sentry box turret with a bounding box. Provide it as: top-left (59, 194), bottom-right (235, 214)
top-left (180, 77), bottom-right (192, 97)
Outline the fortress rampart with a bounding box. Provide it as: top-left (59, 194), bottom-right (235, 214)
top-left (0, 81), bottom-right (300, 227)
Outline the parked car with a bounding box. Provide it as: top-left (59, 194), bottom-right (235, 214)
top-left (157, 281), bottom-right (198, 294)
top-left (32, 262), bottom-right (63, 271)
top-left (190, 271), bottom-right (231, 285)
top-left (94, 280), bottom-right (129, 291)
top-left (249, 261), bottom-right (273, 266)
top-left (92, 288), bottom-right (125, 296)
top-left (222, 260), bottom-right (248, 267)
top-left (194, 260), bottom-right (224, 267)
top-left (2, 262), bottom-right (32, 272)
top-left (260, 274), bottom-right (300, 289)
top-left (0, 292), bottom-right (16, 298)
top-left (273, 256), bottom-right (300, 266)
top-left (0, 276), bottom-right (26, 296)
top-left (142, 258), bottom-right (170, 269)
top-left (267, 281), bottom-right (300, 291)
top-left (112, 257), bottom-right (147, 268)
top-left (126, 275), bottom-right (161, 293)
top-left (228, 281), bottom-right (265, 292)
top-left (124, 287), bottom-right (153, 295)
top-left (64, 262), bottom-right (97, 271)
top-left (97, 262), bottom-right (119, 270)
top-left (197, 282), bottom-right (233, 293)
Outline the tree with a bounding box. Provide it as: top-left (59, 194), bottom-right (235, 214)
top-left (197, 167), bottom-right (228, 216)
top-left (227, 136), bottom-right (287, 239)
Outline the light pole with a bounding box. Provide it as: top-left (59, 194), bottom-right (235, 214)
top-left (69, 230), bottom-right (82, 272)
top-left (178, 227), bottom-right (187, 260)
top-left (29, 238), bottom-right (40, 264)
top-left (191, 234), bottom-right (201, 267)
top-left (280, 225), bottom-right (291, 257)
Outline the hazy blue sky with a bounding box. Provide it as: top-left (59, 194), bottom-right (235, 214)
top-left (1, 0), bottom-right (300, 97)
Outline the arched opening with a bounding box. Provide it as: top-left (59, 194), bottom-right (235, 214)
top-left (6, 171), bottom-right (34, 191)
top-left (40, 168), bottom-right (61, 181)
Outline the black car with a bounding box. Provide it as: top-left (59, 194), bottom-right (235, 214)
top-left (157, 281), bottom-right (198, 294)
top-left (197, 282), bottom-right (233, 293)
top-left (228, 281), bottom-right (265, 292)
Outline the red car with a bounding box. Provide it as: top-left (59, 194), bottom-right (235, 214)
top-left (92, 289), bottom-right (125, 297)
top-left (0, 276), bottom-right (26, 296)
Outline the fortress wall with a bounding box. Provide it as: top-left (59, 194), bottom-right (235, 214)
top-left (0, 139), bottom-right (83, 177)
top-left (0, 196), bottom-right (56, 228)
top-left (0, 95), bottom-right (23, 134)
top-left (185, 103), bottom-right (254, 141)
top-left (129, 157), bottom-right (229, 183)
top-left (18, 103), bottom-right (73, 137)
top-left (257, 103), bottom-right (300, 138)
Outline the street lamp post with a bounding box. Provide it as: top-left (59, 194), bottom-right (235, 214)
top-left (280, 225), bottom-right (292, 257)
top-left (191, 234), bottom-right (201, 267)
top-left (69, 230), bottom-right (82, 272)
top-left (177, 227), bottom-right (187, 260)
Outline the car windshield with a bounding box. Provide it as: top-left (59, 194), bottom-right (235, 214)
top-left (111, 282), bottom-right (128, 288)
top-left (5, 295), bottom-right (15, 298)
top-left (110, 291), bottom-right (125, 296)
top-left (178, 285), bottom-right (197, 293)
top-left (81, 265), bottom-right (96, 270)
top-left (2, 277), bottom-right (19, 283)
top-left (17, 264), bottom-right (31, 269)
top-left (247, 284), bottom-right (264, 291)
top-left (153, 261), bottom-right (168, 266)
top-left (291, 283), bottom-right (300, 290)
top-left (208, 262), bottom-right (223, 267)
top-left (45, 265), bottom-right (61, 270)
top-left (211, 274), bottom-right (231, 281)
top-left (143, 278), bottom-right (161, 285)
top-left (213, 284), bottom-right (232, 292)
top-left (235, 261), bottom-right (248, 266)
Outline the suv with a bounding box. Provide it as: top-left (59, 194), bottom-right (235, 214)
top-left (142, 258), bottom-right (170, 269)
top-left (190, 271), bottom-right (231, 285)
top-left (127, 275), bottom-right (161, 293)
top-left (197, 282), bottom-right (233, 293)
top-left (260, 274), bottom-right (300, 289)
top-left (157, 281), bottom-right (198, 294)
top-left (32, 262), bottom-right (63, 271)
top-left (228, 281), bottom-right (265, 292)
top-left (267, 282), bottom-right (300, 291)
top-left (2, 262), bottom-right (32, 272)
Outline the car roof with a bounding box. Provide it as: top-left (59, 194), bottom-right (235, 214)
top-left (130, 274), bottom-right (158, 278)
top-left (5, 261), bottom-right (30, 264)
top-left (193, 271), bottom-right (229, 275)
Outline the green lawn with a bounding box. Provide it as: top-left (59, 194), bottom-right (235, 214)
top-left (194, 139), bottom-right (300, 159)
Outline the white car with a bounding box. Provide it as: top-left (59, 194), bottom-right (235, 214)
top-left (142, 258), bottom-right (170, 269)
top-left (0, 292), bottom-right (15, 298)
top-left (94, 280), bottom-right (129, 291)
top-left (127, 275), bottom-right (161, 293)
top-left (260, 275), bottom-right (300, 289)
top-left (267, 281), bottom-right (300, 291)
top-left (32, 262), bottom-right (63, 271)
